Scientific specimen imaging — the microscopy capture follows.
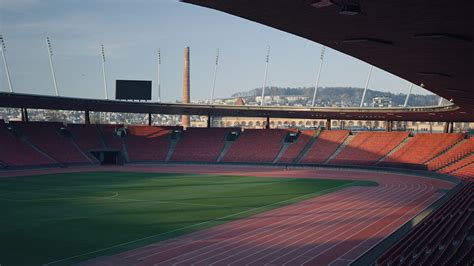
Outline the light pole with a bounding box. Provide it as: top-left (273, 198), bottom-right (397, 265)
top-left (360, 65), bottom-right (373, 107)
top-left (260, 45), bottom-right (270, 106)
top-left (157, 48), bottom-right (161, 102)
top-left (311, 46), bottom-right (325, 106)
top-left (210, 48), bottom-right (219, 104)
top-left (46, 37), bottom-right (59, 96)
top-left (0, 35), bottom-right (13, 93)
top-left (403, 83), bottom-right (413, 107)
top-left (101, 44), bottom-right (108, 100)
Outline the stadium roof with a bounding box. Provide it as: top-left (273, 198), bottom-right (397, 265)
top-left (182, 0), bottom-right (474, 121)
top-left (0, 92), bottom-right (469, 122)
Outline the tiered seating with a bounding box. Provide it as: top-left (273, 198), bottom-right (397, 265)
top-left (383, 133), bottom-right (465, 165)
top-left (0, 121), bottom-right (55, 166)
top-left (451, 162), bottom-right (474, 182)
top-left (330, 131), bottom-right (409, 165)
top-left (172, 128), bottom-right (236, 162)
top-left (10, 122), bottom-right (89, 164)
top-left (277, 130), bottom-right (317, 164)
top-left (99, 124), bottom-right (124, 149)
top-left (299, 130), bottom-right (350, 164)
top-left (428, 138), bottom-right (474, 171)
top-left (222, 129), bottom-right (290, 163)
top-left (439, 154), bottom-right (474, 174)
top-left (125, 126), bottom-right (175, 161)
top-left (377, 183), bottom-right (474, 266)
top-left (67, 124), bottom-right (104, 152)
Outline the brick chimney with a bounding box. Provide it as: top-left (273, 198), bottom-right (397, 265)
top-left (182, 46), bottom-right (190, 128)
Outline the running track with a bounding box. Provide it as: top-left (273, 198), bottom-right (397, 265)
top-left (0, 164), bottom-right (455, 265)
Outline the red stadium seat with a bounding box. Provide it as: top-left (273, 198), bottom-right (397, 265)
top-left (171, 128), bottom-right (238, 162)
top-left (299, 130), bottom-right (350, 164)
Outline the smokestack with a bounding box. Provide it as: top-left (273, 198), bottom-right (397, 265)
top-left (182, 46), bottom-right (190, 128)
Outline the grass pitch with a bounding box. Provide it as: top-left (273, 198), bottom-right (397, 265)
top-left (0, 171), bottom-right (376, 265)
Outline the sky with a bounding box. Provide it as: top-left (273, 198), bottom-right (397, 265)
top-left (0, 0), bottom-right (435, 102)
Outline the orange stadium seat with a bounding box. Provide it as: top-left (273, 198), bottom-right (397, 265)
top-left (171, 128), bottom-right (238, 162)
top-left (10, 121), bottom-right (90, 164)
top-left (383, 133), bottom-right (465, 165)
top-left (0, 120), bottom-right (55, 166)
top-left (222, 129), bottom-right (291, 163)
top-left (277, 130), bottom-right (317, 164)
top-left (125, 125), bottom-right (177, 161)
top-left (330, 131), bottom-right (409, 165)
top-left (299, 130), bottom-right (350, 164)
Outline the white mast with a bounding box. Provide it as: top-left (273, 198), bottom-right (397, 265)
top-left (403, 83), bottom-right (413, 107)
top-left (210, 48), bottom-right (219, 104)
top-left (157, 48), bottom-right (161, 102)
top-left (311, 46), bottom-right (325, 106)
top-left (101, 44), bottom-right (108, 100)
top-left (0, 35), bottom-right (13, 93)
top-left (260, 45), bottom-right (270, 106)
top-left (46, 37), bottom-right (59, 96)
top-left (360, 65), bottom-right (373, 107)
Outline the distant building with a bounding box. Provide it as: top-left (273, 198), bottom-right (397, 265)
top-left (372, 96), bottom-right (392, 107)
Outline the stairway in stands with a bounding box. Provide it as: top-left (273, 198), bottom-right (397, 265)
top-left (294, 130), bottom-right (320, 163)
top-left (273, 143), bottom-right (291, 164)
top-left (165, 139), bottom-right (179, 162)
top-left (217, 141), bottom-right (235, 162)
top-left (325, 134), bottom-right (354, 164)
top-left (375, 135), bottom-right (412, 165)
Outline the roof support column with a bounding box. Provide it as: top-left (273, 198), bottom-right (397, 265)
top-left (148, 113), bottom-right (152, 126)
top-left (21, 108), bottom-right (29, 122)
top-left (84, 110), bottom-right (90, 125)
top-left (207, 115), bottom-right (212, 128)
top-left (386, 120), bottom-right (393, 132)
top-left (326, 119), bottom-right (331, 130)
top-left (265, 116), bottom-right (270, 129)
top-left (444, 122), bottom-right (449, 133)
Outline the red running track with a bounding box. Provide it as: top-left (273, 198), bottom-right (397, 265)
top-left (0, 164), bottom-right (454, 266)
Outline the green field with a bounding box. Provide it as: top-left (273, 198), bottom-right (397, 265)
top-left (0, 171), bottom-right (376, 265)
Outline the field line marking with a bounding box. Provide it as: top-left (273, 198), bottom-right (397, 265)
top-left (44, 181), bottom-right (357, 266)
top-left (115, 197), bottom-right (232, 208)
top-left (0, 191), bottom-right (119, 202)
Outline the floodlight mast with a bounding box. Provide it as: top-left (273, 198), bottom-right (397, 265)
top-left (311, 46), bottom-right (325, 107)
top-left (438, 96), bottom-right (444, 106)
top-left (101, 44), bottom-right (108, 100)
top-left (0, 35), bottom-right (13, 93)
top-left (260, 45), bottom-right (270, 106)
top-left (210, 48), bottom-right (219, 104)
top-left (46, 37), bottom-right (59, 96)
top-left (360, 65), bottom-right (373, 107)
top-left (404, 83), bottom-right (413, 107)
top-left (157, 48), bottom-right (161, 102)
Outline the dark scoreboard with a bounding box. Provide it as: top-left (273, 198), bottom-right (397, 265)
top-left (115, 80), bottom-right (152, 100)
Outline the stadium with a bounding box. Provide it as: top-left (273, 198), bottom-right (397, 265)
top-left (0, 1), bottom-right (472, 265)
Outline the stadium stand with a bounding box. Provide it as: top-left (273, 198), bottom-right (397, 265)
top-left (171, 127), bottom-right (237, 162)
top-left (299, 130), bottom-right (350, 164)
top-left (450, 162), bottom-right (474, 182)
top-left (439, 154), bottom-right (474, 175)
top-left (277, 130), bottom-right (317, 164)
top-left (330, 131), bottom-right (409, 165)
top-left (9, 121), bottom-right (90, 164)
top-left (428, 137), bottom-right (474, 171)
top-left (222, 129), bottom-right (291, 163)
top-left (98, 124), bottom-right (124, 150)
top-left (0, 120), bottom-right (55, 166)
top-left (382, 133), bottom-right (465, 166)
top-left (67, 124), bottom-right (105, 152)
top-left (377, 182), bottom-right (473, 266)
top-left (125, 125), bottom-right (175, 161)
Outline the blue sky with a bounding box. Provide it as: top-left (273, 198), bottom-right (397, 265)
top-left (0, 0), bottom-right (434, 102)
